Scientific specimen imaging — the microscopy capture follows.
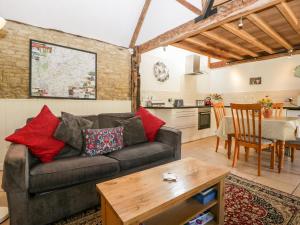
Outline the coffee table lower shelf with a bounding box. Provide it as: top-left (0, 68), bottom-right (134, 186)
top-left (144, 199), bottom-right (218, 225)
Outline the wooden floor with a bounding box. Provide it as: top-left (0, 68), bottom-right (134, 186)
top-left (182, 136), bottom-right (300, 197)
top-left (0, 136), bottom-right (299, 224)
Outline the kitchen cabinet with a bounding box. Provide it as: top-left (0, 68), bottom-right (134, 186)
top-left (286, 109), bottom-right (300, 117)
top-left (148, 107), bottom-right (217, 143)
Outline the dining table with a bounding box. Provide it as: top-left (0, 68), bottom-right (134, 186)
top-left (217, 115), bottom-right (300, 173)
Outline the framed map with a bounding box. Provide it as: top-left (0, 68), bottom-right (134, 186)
top-left (30, 40), bottom-right (97, 99)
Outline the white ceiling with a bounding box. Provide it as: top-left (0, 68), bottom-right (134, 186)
top-left (0, 0), bottom-right (202, 48)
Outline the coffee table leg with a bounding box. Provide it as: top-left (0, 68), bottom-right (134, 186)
top-left (211, 179), bottom-right (225, 225)
top-left (101, 196), bottom-right (123, 225)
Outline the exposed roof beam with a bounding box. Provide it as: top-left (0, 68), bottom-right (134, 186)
top-left (202, 31), bottom-right (259, 57)
top-left (172, 41), bottom-right (228, 61)
top-left (138, 0), bottom-right (283, 53)
top-left (129, 0), bottom-right (151, 48)
top-left (247, 13), bottom-right (293, 50)
top-left (209, 49), bottom-right (300, 68)
top-left (276, 2), bottom-right (300, 35)
top-left (185, 37), bottom-right (244, 60)
top-left (176, 0), bottom-right (202, 15)
top-left (221, 23), bottom-right (274, 54)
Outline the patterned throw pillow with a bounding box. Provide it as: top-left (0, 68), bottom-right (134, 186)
top-left (83, 127), bottom-right (124, 156)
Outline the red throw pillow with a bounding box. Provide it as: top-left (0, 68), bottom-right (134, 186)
top-left (5, 105), bottom-right (65, 163)
top-left (135, 107), bottom-right (166, 142)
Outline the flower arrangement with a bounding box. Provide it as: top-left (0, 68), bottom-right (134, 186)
top-left (210, 93), bottom-right (223, 102)
top-left (259, 96), bottom-right (273, 118)
top-left (259, 97), bottom-right (273, 109)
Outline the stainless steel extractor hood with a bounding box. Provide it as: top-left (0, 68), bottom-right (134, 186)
top-left (185, 55), bottom-right (205, 75)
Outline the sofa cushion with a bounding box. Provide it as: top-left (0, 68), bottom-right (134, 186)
top-left (107, 142), bottom-right (173, 170)
top-left (83, 127), bottom-right (124, 156)
top-left (98, 113), bottom-right (134, 128)
top-left (5, 105), bottom-right (65, 163)
top-left (135, 107), bottom-right (166, 142)
top-left (113, 116), bottom-right (147, 146)
top-left (54, 112), bottom-right (93, 150)
top-left (29, 155), bottom-right (120, 193)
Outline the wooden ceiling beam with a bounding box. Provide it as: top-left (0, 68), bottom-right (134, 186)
top-left (202, 31), bottom-right (259, 57)
top-left (172, 41), bottom-right (228, 61)
top-left (209, 49), bottom-right (300, 69)
top-left (176, 0), bottom-right (202, 15)
top-left (247, 13), bottom-right (293, 50)
top-left (138, 0), bottom-right (283, 53)
top-left (185, 37), bottom-right (244, 60)
top-left (221, 23), bottom-right (275, 54)
top-left (129, 0), bottom-right (152, 48)
top-left (276, 2), bottom-right (300, 35)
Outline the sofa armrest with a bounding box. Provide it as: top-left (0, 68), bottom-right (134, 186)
top-left (2, 144), bottom-right (30, 193)
top-left (155, 126), bottom-right (182, 160)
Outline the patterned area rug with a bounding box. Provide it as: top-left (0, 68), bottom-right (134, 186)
top-left (54, 174), bottom-right (300, 225)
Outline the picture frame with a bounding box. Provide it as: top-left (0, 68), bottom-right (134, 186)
top-left (29, 39), bottom-right (97, 100)
top-left (249, 77), bottom-right (262, 85)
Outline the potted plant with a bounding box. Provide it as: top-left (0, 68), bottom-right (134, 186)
top-left (259, 97), bottom-right (273, 118)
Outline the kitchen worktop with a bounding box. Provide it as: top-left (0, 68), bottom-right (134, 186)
top-left (144, 106), bottom-right (210, 109)
top-left (145, 105), bottom-right (300, 110)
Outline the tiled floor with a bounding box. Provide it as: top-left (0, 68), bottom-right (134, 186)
top-left (0, 136), bottom-right (299, 224)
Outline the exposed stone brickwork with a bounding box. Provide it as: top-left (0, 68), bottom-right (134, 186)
top-left (0, 21), bottom-right (131, 100)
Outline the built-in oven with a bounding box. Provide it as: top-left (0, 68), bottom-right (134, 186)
top-left (198, 107), bottom-right (211, 130)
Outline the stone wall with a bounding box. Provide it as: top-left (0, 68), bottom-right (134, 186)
top-left (0, 20), bottom-right (131, 100)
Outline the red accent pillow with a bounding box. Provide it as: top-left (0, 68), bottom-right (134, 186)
top-left (135, 107), bottom-right (166, 142)
top-left (5, 105), bottom-right (65, 163)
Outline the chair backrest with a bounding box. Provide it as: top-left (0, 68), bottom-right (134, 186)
top-left (213, 102), bottom-right (226, 128)
top-left (231, 103), bottom-right (262, 146)
top-left (272, 103), bottom-right (284, 117)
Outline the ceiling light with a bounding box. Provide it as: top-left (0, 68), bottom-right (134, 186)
top-left (287, 49), bottom-right (294, 58)
top-left (0, 17), bottom-right (6, 30)
top-left (238, 17), bottom-right (243, 29)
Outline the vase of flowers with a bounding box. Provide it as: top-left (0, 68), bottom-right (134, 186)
top-left (259, 97), bottom-right (273, 118)
top-left (210, 93), bottom-right (223, 104)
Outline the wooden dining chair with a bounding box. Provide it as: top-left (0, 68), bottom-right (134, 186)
top-left (285, 139), bottom-right (300, 163)
top-left (231, 103), bottom-right (276, 176)
top-left (272, 103), bottom-right (284, 117)
top-left (213, 102), bottom-right (232, 159)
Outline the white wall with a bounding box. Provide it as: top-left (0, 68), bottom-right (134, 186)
top-left (0, 99), bottom-right (131, 168)
top-left (210, 55), bottom-right (300, 93)
top-left (140, 46), bottom-right (210, 104)
top-left (140, 48), bottom-right (300, 105)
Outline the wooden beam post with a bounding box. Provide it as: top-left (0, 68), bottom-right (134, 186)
top-left (131, 48), bottom-right (141, 112)
top-left (176, 0), bottom-right (202, 15)
top-left (129, 0), bottom-right (151, 48)
top-left (138, 0), bottom-right (283, 53)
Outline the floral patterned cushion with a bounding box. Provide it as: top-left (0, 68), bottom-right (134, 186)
top-left (83, 127), bottom-right (124, 156)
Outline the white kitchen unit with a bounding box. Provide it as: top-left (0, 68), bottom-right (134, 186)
top-left (147, 107), bottom-right (217, 143)
top-left (286, 109), bottom-right (300, 118)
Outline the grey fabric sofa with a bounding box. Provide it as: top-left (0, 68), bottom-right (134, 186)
top-left (2, 113), bottom-right (181, 225)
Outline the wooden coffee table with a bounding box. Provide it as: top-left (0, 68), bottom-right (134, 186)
top-left (96, 157), bottom-right (230, 225)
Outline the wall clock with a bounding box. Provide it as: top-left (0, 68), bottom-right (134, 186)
top-left (153, 61), bottom-right (169, 82)
top-left (295, 65), bottom-right (300, 78)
